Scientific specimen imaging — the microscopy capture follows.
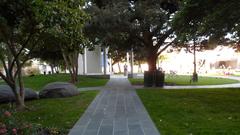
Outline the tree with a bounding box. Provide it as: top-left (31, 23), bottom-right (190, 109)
top-left (134, 49), bottom-right (147, 73)
top-left (173, 0), bottom-right (240, 42)
top-left (173, 0), bottom-right (240, 81)
top-left (30, 33), bottom-right (64, 74)
top-left (40, 0), bottom-right (89, 83)
top-left (85, 0), bottom-right (179, 73)
top-left (108, 48), bottom-right (126, 73)
top-left (0, 0), bottom-right (44, 109)
top-left (0, 0), bottom-right (88, 109)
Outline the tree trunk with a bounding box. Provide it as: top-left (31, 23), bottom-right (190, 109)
top-left (62, 51), bottom-right (78, 84)
top-left (138, 61), bottom-right (142, 73)
top-left (17, 68), bottom-right (25, 109)
top-left (15, 60), bottom-right (26, 110)
top-left (61, 49), bottom-right (76, 84)
top-left (192, 39), bottom-right (198, 82)
top-left (147, 54), bottom-right (158, 72)
top-left (50, 64), bottom-right (54, 74)
top-left (8, 82), bottom-right (25, 110)
top-left (118, 62), bottom-right (121, 73)
top-left (112, 64), bottom-right (114, 73)
top-left (74, 52), bottom-right (79, 82)
top-left (111, 62), bottom-right (115, 73)
top-left (69, 54), bottom-right (77, 84)
top-left (15, 93), bottom-right (25, 110)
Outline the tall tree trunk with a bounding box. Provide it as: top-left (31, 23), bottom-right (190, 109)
top-left (62, 51), bottom-right (78, 84)
top-left (74, 52), bottom-right (79, 82)
top-left (50, 64), bottom-right (54, 74)
top-left (60, 47), bottom-right (77, 84)
top-left (118, 62), bottom-right (121, 73)
top-left (192, 39), bottom-right (198, 82)
top-left (111, 63), bottom-right (115, 73)
top-left (147, 54), bottom-right (158, 72)
top-left (138, 61), bottom-right (142, 73)
top-left (13, 59), bottom-right (26, 110)
top-left (69, 54), bottom-right (77, 84)
top-left (17, 65), bottom-right (25, 110)
top-left (8, 80), bottom-right (25, 110)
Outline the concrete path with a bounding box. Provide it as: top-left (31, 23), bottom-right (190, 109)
top-left (78, 86), bottom-right (103, 92)
top-left (69, 76), bottom-right (160, 135)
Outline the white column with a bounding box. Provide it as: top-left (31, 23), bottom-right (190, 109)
top-left (103, 47), bottom-right (107, 75)
top-left (83, 48), bottom-right (87, 75)
top-left (130, 48), bottom-right (134, 76)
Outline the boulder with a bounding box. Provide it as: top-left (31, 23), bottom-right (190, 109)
top-left (0, 85), bottom-right (38, 103)
top-left (39, 82), bottom-right (79, 98)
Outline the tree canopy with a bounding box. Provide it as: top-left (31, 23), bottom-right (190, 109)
top-left (173, 0), bottom-right (240, 43)
top-left (85, 0), bottom-right (179, 71)
top-left (0, 0), bottom-right (88, 109)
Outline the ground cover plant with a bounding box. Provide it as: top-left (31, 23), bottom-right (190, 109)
top-left (137, 88), bottom-right (240, 135)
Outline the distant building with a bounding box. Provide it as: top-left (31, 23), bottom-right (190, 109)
top-left (78, 46), bottom-right (111, 75)
top-left (160, 46), bottom-right (240, 75)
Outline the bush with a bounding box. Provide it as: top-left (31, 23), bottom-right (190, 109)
top-left (0, 110), bottom-right (63, 135)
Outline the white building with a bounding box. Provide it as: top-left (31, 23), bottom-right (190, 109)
top-left (78, 46), bottom-right (112, 75)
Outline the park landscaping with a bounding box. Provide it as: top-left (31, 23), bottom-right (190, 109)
top-left (0, 74), bottom-right (109, 91)
top-left (0, 91), bottom-right (98, 134)
top-left (129, 75), bottom-right (239, 86)
top-left (0, 74), bottom-right (105, 134)
top-left (137, 88), bottom-right (240, 135)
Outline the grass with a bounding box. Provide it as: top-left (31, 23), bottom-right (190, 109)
top-left (137, 88), bottom-right (240, 135)
top-left (75, 76), bottom-right (109, 88)
top-left (1, 74), bottom-right (109, 91)
top-left (0, 91), bottom-right (98, 134)
top-left (129, 75), bottom-right (239, 85)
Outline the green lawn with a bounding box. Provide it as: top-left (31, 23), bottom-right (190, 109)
top-left (75, 75), bottom-right (109, 88)
top-left (137, 88), bottom-right (240, 135)
top-left (129, 75), bottom-right (239, 85)
top-left (1, 74), bottom-right (109, 91)
top-left (0, 91), bottom-right (98, 134)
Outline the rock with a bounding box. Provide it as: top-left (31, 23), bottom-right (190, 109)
top-left (0, 85), bottom-right (38, 103)
top-left (39, 82), bottom-right (79, 98)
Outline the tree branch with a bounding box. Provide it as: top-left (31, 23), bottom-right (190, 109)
top-left (9, 33), bottom-right (34, 72)
top-left (0, 57), bottom-right (8, 76)
top-left (157, 39), bottom-right (176, 56)
top-left (156, 29), bottom-right (174, 46)
top-left (135, 35), bottom-right (147, 45)
top-left (0, 71), bottom-right (13, 85)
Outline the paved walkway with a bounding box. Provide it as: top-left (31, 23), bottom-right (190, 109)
top-left (69, 76), bottom-right (160, 135)
top-left (78, 86), bottom-right (103, 92)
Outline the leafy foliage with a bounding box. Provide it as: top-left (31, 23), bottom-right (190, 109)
top-left (85, 0), bottom-right (179, 71)
top-left (38, 0), bottom-right (89, 83)
top-left (0, 0), bottom-right (46, 109)
top-left (173, 0), bottom-right (240, 42)
top-left (0, 0), bottom-right (89, 108)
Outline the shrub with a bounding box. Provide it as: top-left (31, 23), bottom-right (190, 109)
top-left (0, 110), bottom-right (63, 135)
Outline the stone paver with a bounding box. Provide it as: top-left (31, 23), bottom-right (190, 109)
top-left (69, 76), bottom-right (160, 135)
